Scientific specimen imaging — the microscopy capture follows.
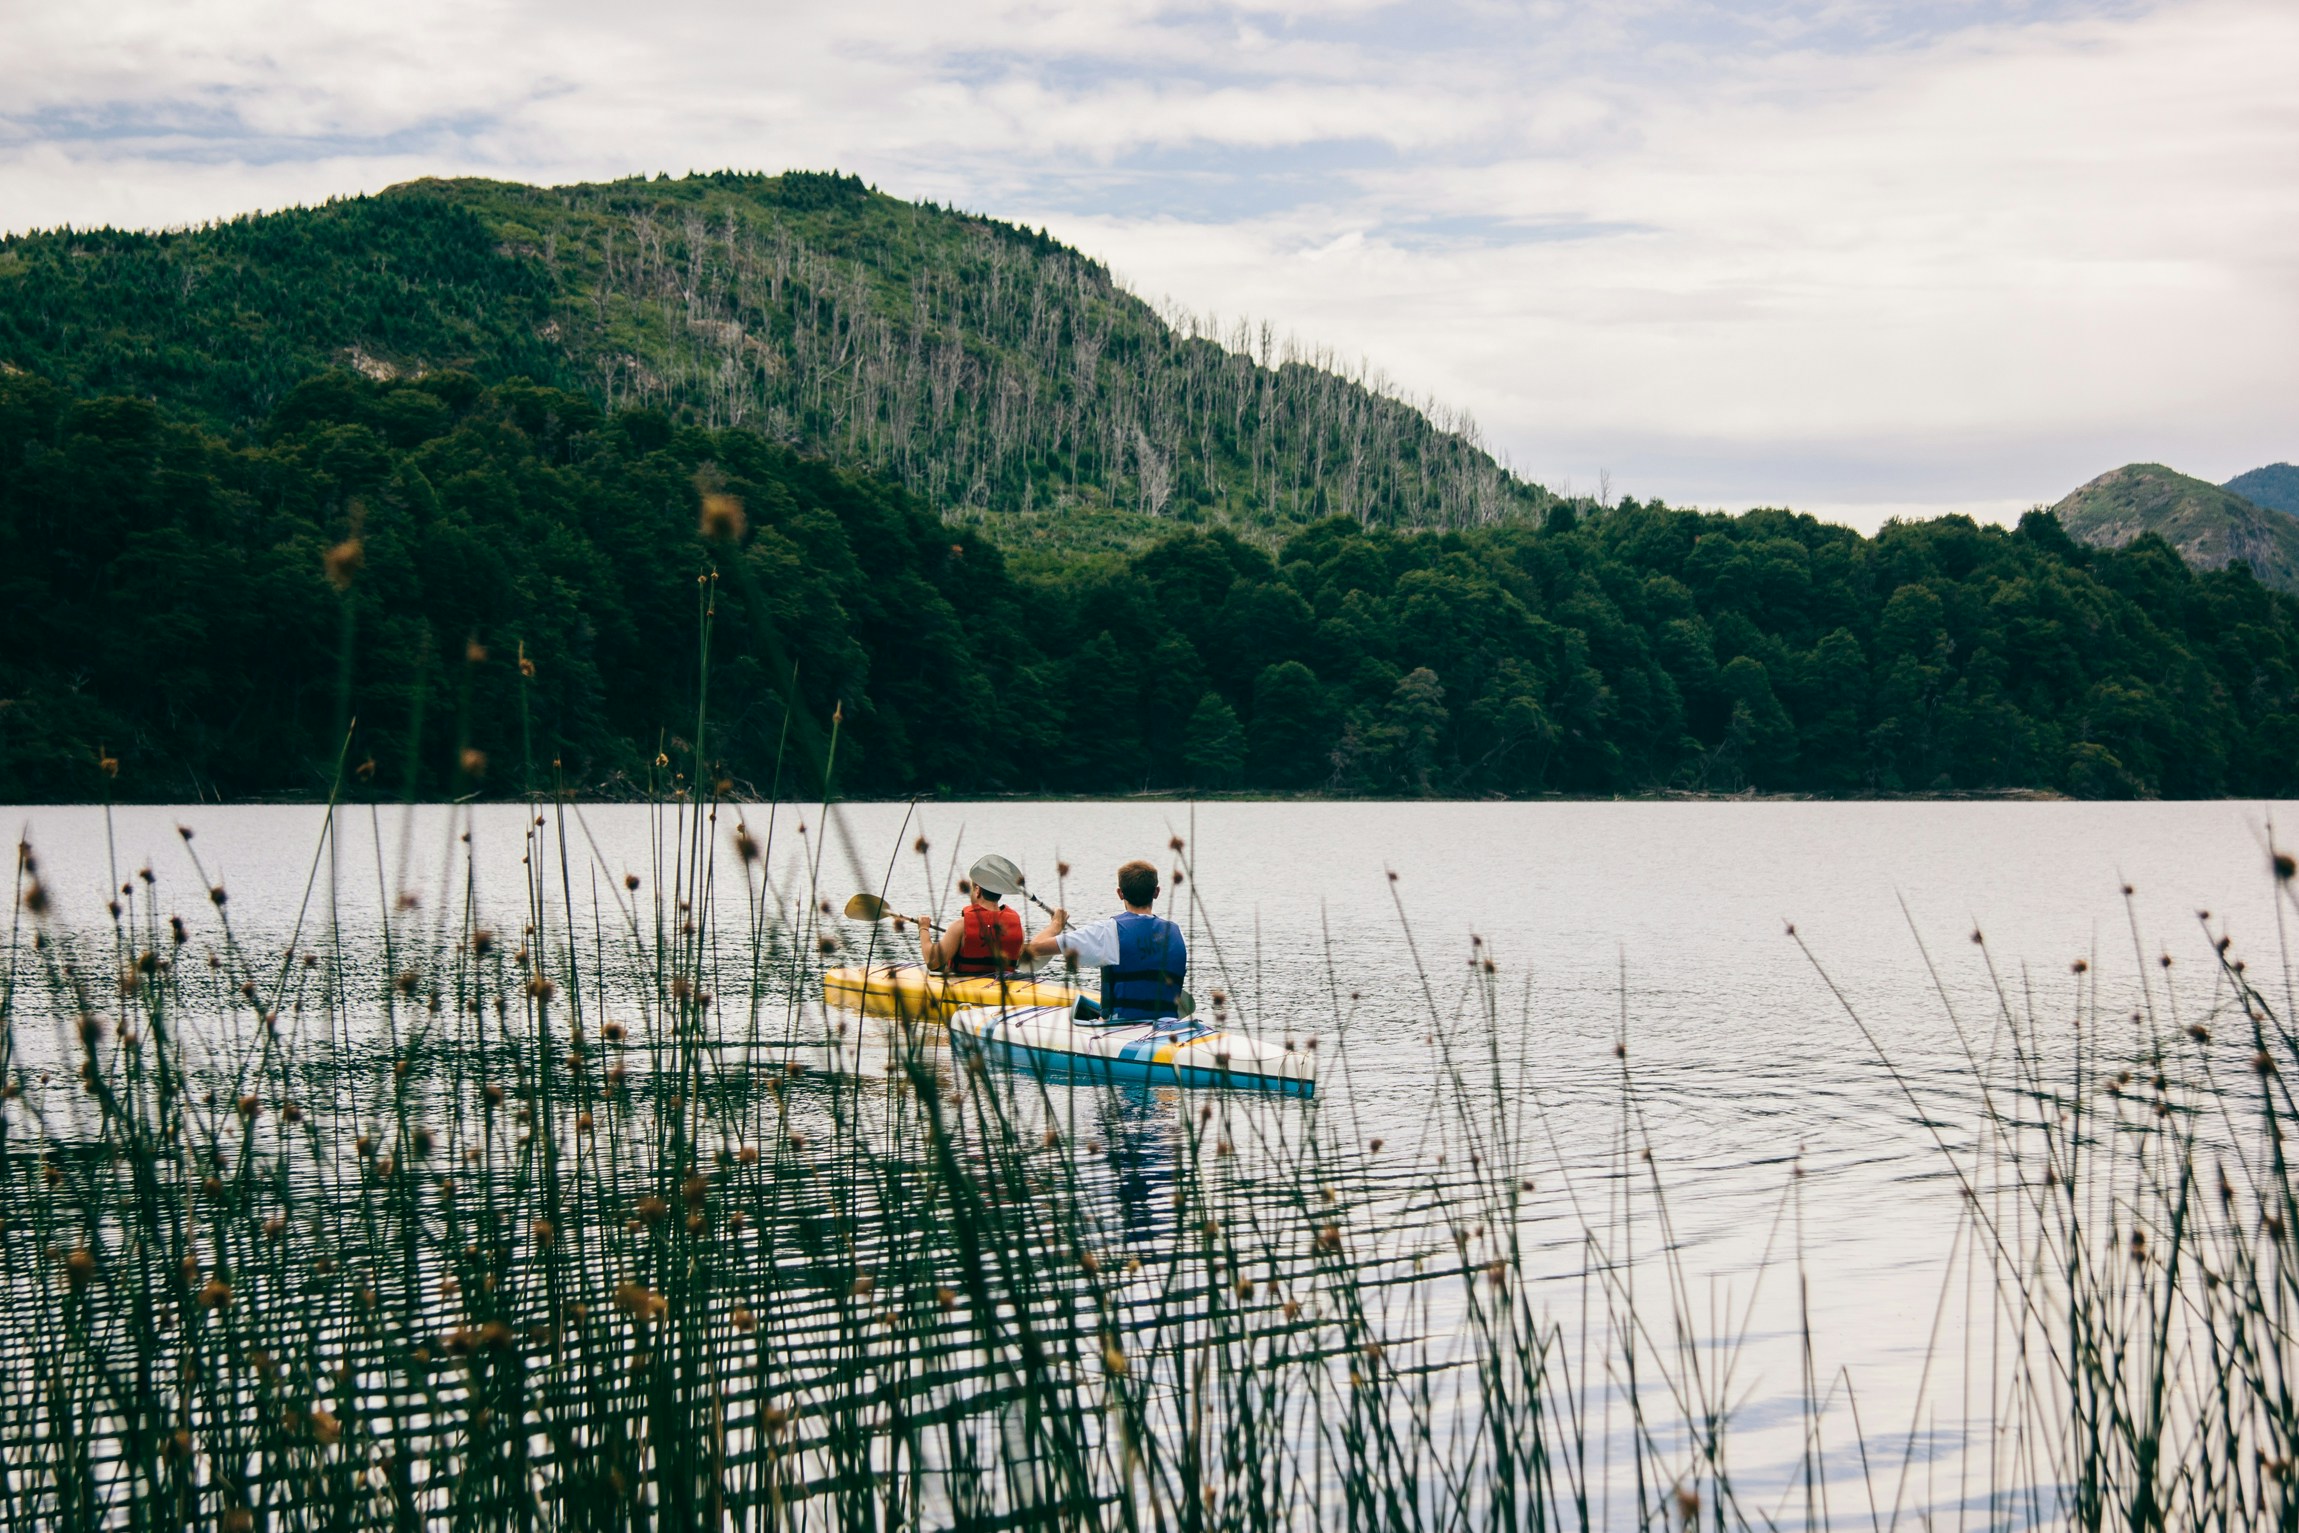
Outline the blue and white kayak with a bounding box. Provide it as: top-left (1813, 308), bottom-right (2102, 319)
top-left (948, 1005), bottom-right (1315, 1098)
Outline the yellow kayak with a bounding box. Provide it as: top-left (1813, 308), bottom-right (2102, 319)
top-left (822, 963), bottom-right (1077, 1023)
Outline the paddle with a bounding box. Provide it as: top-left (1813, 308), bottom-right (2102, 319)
top-left (845, 888), bottom-right (1042, 925)
top-left (843, 892), bottom-right (897, 922)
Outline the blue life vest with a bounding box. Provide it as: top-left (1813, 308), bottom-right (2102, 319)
top-left (1101, 912), bottom-right (1187, 1020)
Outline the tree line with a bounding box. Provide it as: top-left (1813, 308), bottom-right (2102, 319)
top-left (4, 369), bottom-right (2295, 803)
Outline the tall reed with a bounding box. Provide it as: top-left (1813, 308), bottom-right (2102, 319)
top-left (4, 556), bottom-right (2296, 1527)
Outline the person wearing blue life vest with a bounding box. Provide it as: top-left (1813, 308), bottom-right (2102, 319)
top-left (1024, 859), bottom-right (1186, 1021)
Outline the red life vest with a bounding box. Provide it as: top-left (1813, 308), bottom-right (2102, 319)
top-left (951, 901), bottom-right (1024, 976)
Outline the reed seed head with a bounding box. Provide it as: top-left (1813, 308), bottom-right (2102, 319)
top-left (460, 748), bottom-right (487, 779)
top-left (699, 492), bottom-right (747, 541)
top-left (323, 538), bottom-right (363, 590)
top-left (614, 1282), bottom-right (668, 1321)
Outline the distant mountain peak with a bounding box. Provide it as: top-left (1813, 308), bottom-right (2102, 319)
top-left (2227, 463), bottom-right (2299, 519)
top-left (2051, 462), bottom-right (2299, 593)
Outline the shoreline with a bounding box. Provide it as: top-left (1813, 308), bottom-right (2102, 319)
top-left (0, 787), bottom-right (2110, 808)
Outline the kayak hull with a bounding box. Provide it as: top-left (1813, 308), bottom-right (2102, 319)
top-left (948, 1005), bottom-right (1314, 1098)
top-left (823, 964), bottom-right (1075, 1023)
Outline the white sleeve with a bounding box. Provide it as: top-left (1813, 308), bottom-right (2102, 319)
top-left (1057, 917), bottom-right (1122, 970)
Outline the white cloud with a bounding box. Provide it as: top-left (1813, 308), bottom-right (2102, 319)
top-left (0, 0), bottom-right (2292, 520)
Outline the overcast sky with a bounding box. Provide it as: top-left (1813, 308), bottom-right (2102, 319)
top-left (3, 0), bottom-right (2293, 528)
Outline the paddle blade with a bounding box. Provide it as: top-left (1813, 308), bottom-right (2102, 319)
top-left (1174, 991), bottom-right (1195, 1018)
top-left (843, 892), bottom-right (894, 922)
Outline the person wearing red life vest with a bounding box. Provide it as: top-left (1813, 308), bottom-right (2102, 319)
top-left (916, 856), bottom-right (1030, 976)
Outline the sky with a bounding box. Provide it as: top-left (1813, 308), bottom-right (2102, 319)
top-left (2, 0), bottom-right (2294, 530)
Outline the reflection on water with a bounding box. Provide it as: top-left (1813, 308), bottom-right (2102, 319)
top-left (1092, 1086), bottom-right (1182, 1247)
top-left (5, 796), bottom-right (2294, 1526)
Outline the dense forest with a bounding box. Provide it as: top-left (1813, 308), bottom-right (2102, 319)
top-left (5, 368), bottom-right (2296, 802)
top-left (0, 172), bottom-right (1536, 542)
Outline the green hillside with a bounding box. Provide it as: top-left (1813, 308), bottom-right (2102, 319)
top-left (0, 171), bottom-right (1538, 547)
top-left (2228, 463), bottom-right (2299, 519)
top-left (5, 367), bottom-right (2299, 802)
top-left (2050, 463), bottom-right (2299, 593)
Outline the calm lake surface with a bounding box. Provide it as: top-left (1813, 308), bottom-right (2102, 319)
top-left (11, 798), bottom-right (2291, 1523)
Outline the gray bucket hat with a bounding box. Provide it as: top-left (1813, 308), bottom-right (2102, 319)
top-left (967, 854), bottom-right (1026, 900)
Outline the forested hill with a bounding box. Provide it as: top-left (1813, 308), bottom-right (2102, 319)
top-left (0, 170), bottom-right (1536, 540)
top-left (2052, 464), bottom-right (2299, 593)
top-left (5, 369), bottom-right (2298, 803)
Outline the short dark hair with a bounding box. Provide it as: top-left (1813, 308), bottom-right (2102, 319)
top-left (1117, 860), bottom-right (1159, 907)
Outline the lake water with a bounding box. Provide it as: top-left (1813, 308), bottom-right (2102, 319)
top-left (9, 798), bottom-right (2291, 1525)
